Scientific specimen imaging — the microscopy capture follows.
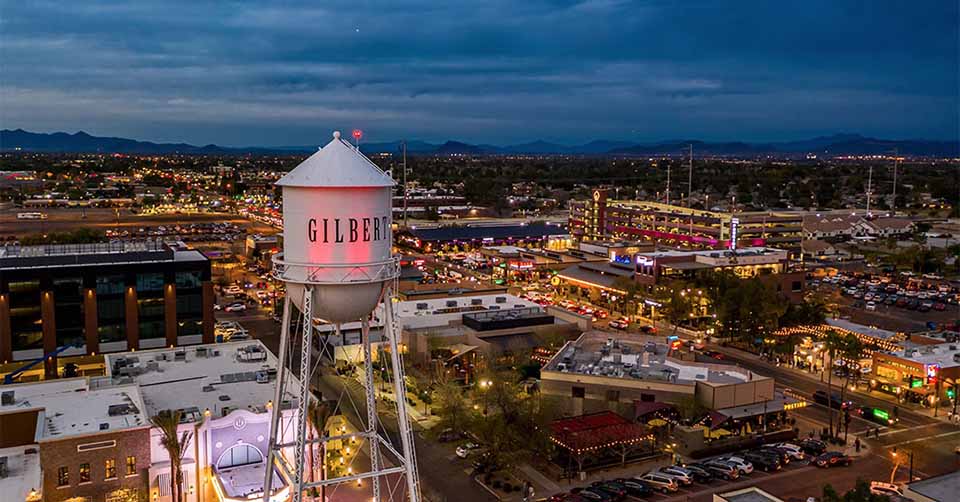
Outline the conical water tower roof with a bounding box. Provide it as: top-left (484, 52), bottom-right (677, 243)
top-left (276, 131), bottom-right (395, 188)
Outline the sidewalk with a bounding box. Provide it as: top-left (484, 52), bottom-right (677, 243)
top-left (707, 341), bottom-right (960, 424)
top-left (501, 455), bottom-right (672, 500)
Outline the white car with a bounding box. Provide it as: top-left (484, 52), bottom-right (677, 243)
top-left (455, 442), bottom-right (480, 458)
top-left (657, 466), bottom-right (694, 486)
top-left (224, 303), bottom-right (247, 313)
top-left (256, 290), bottom-right (269, 299)
top-left (865, 301), bottom-right (877, 311)
top-left (869, 482), bottom-right (903, 497)
top-left (766, 442), bottom-right (805, 460)
top-left (716, 456), bottom-right (754, 474)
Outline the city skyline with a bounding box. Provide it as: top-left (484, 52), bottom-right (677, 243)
top-left (1, 1), bottom-right (958, 146)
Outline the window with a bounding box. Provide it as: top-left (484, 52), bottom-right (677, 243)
top-left (105, 459), bottom-right (117, 479)
top-left (126, 456), bottom-right (137, 476)
top-left (791, 281), bottom-right (802, 293)
top-left (572, 386), bottom-right (585, 398)
top-left (640, 393), bottom-right (656, 402)
top-left (79, 463), bottom-right (91, 483)
top-left (216, 443), bottom-right (264, 471)
top-left (57, 466), bottom-right (69, 487)
top-left (606, 390), bottom-right (620, 402)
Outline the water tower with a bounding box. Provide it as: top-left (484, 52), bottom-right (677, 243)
top-left (263, 131), bottom-right (421, 502)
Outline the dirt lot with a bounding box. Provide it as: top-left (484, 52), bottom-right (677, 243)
top-left (0, 207), bottom-right (276, 238)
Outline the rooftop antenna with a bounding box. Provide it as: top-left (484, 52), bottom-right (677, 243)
top-left (687, 144), bottom-right (693, 208)
top-left (352, 128), bottom-right (363, 151)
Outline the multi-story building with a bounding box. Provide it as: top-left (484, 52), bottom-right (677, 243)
top-left (569, 190), bottom-right (803, 251)
top-left (0, 378), bottom-right (151, 502)
top-left (0, 241), bottom-right (215, 378)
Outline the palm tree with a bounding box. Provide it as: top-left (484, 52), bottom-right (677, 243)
top-left (306, 401), bottom-right (333, 499)
top-left (837, 337), bottom-right (864, 442)
top-left (152, 410), bottom-right (193, 502)
top-left (822, 330), bottom-right (844, 437)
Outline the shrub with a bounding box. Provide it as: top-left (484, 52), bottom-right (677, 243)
top-left (492, 480), bottom-right (502, 489)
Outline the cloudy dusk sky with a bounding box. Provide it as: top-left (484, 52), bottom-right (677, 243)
top-left (1, 1), bottom-right (957, 146)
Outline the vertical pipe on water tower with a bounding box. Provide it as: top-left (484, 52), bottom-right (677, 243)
top-left (263, 295), bottom-right (292, 502)
top-left (292, 288), bottom-right (314, 502)
top-left (363, 316), bottom-right (382, 502)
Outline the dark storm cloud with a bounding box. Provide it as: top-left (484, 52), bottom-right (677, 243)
top-left (0, 0), bottom-right (956, 146)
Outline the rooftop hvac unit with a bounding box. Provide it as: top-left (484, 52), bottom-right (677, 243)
top-left (0, 391), bottom-right (13, 405)
top-left (488, 305), bottom-right (500, 310)
top-left (99, 423), bottom-right (110, 431)
top-left (495, 296), bottom-right (507, 304)
top-left (446, 300), bottom-right (457, 307)
top-left (416, 303), bottom-right (428, 310)
top-left (471, 298), bottom-right (483, 306)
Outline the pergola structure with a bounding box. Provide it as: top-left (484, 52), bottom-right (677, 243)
top-left (550, 411), bottom-right (654, 474)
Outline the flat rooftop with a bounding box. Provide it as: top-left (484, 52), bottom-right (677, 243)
top-left (826, 318), bottom-right (900, 341)
top-left (0, 240), bottom-right (207, 269)
top-left (906, 469), bottom-right (960, 502)
top-left (397, 293), bottom-right (542, 330)
top-left (543, 332), bottom-right (752, 385)
top-left (889, 343), bottom-right (960, 369)
top-left (0, 445), bottom-right (41, 502)
top-left (99, 340), bottom-right (295, 421)
top-left (407, 221), bottom-right (567, 242)
top-left (716, 487), bottom-right (784, 502)
top-left (0, 378), bottom-right (148, 440)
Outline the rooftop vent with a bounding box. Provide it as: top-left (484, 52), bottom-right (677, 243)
top-left (218, 395), bottom-right (231, 402)
top-left (99, 423), bottom-right (109, 431)
top-left (416, 303), bottom-right (428, 310)
top-left (495, 296), bottom-right (507, 304)
top-left (445, 300), bottom-right (457, 307)
top-left (202, 385), bottom-right (215, 392)
top-left (471, 299), bottom-right (483, 306)
top-left (1, 391), bottom-right (13, 405)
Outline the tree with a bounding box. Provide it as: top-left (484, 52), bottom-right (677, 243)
top-left (823, 479), bottom-right (893, 502)
top-left (152, 410), bottom-right (193, 502)
top-left (675, 395), bottom-right (707, 424)
top-left (838, 336), bottom-right (864, 441)
top-left (822, 330), bottom-right (844, 437)
top-left (306, 400), bottom-right (333, 498)
top-left (435, 378), bottom-right (470, 432)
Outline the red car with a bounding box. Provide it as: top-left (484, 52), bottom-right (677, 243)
top-left (812, 451), bottom-right (852, 468)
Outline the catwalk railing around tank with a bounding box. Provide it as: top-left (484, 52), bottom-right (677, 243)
top-left (272, 253), bottom-right (400, 285)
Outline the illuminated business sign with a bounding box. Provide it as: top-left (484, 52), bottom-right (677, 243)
top-left (610, 253), bottom-right (633, 266)
top-left (509, 261), bottom-right (535, 270)
top-left (729, 217), bottom-right (740, 250)
top-left (872, 408), bottom-right (890, 421)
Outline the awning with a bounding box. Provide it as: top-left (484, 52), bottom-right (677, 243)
top-left (442, 343), bottom-right (479, 362)
top-left (634, 401), bottom-right (672, 418)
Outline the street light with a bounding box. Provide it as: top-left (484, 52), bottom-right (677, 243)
top-left (891, 447), bottom-right (913, 483)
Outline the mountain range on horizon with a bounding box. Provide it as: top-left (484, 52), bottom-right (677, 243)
top-left (1, 128), bottom-right (957, 157)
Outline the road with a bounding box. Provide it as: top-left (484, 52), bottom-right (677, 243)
top-left (708, 344), bottom-right (960, 479)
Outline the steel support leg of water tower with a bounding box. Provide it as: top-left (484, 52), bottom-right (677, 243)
top-left (262, 295), bottom-right (293, 502)
top-left (363, 316), bottom-right (382, 502)
top-left (384, 293), bottom-right (422, 502)
top-left (292, 286), bottom-right (314, 502)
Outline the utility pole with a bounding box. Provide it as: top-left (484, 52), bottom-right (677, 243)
top-left (687, 144), bottom-right (693, 208)
top-left (402, 140), bottom-right (409, 227)
top-left (891, 148), bottom-right (899, 213)
top-left (866, 165), bottom-right (874, 218)
top-left (665, 161), bottom-right (671, 205)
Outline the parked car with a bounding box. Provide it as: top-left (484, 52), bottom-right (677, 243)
top-left (754, 447), bottom-right (791, 464)
top-left (678, 464), bottom-right (714, 483)
top-left (572, 488), bottom-right (615, 502)
top-left (812, 451), bottom-right (853, 468)
top-left (657, 466), bottom-right (694, 486)
top-left (613, 478), bottom-right (653, 497)
top-left (714, 456), bottom-right (754, 474)
top-left (702, 350), bottom-right (725, 360)
top-left (766, 442), bottom-right (805, 460)
top-left (589, 481), bottom-right (627, 501)
top-left (437, 428), bottom-right (463, 443)
top-left (635, 473), bottom-right (679, 493)
top-left (742, 452), bottom-right (781, 472)
top-left (866, 301), bottom-right (877, 311)
top-left (701, 460), bottom-right (741, 480)
top-left (798, 439), bottom-right (828, 456)
top-left (869, 482), bottom-right (903, 497)
top-left (224, 303), bottom-right (247, 312)
top-left (455, 442), bottom-right (481, 458)
top-left (689, 461), bottom-right (737, 480)
top-left (608, 319), bottom-right (628, 330)
top-left (813, 390), bottom-right (851, 409)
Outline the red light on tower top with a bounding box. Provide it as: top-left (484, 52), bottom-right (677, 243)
top-left (352, 129), bottom-right (363, 142)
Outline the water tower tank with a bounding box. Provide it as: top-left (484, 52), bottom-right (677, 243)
top-left (274, 131), bottom-right (397, 322)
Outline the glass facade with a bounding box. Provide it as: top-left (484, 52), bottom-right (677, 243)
top-left (9, 280), bottom-right (42, 351)
top-left (97, 274), bottom-right (127, 344)
top-left (53, 276), bottom-right (84, 347)
top-left (175, 271), bottom-right (204, 337)
top-left (137, 273), bottom-right (165, 340)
